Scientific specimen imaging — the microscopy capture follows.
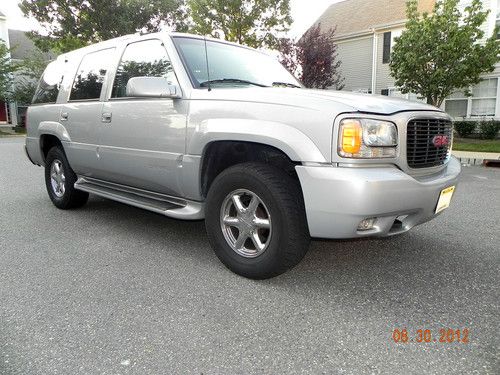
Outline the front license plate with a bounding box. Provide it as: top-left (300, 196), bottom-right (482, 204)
top-left (435, 186), bottom-right (455, 214)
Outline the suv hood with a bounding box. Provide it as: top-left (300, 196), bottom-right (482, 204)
top-left (190, 87), bottom-right (442, 115)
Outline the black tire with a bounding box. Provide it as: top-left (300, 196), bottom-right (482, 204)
top-left (44, 146), bottom-right (89, 209)
top-left (205, 162), bottom-right (310, 279)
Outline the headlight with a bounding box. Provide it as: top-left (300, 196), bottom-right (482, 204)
top-left (338, 119), bottom-right (398, 158)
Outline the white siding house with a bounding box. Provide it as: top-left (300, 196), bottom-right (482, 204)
top-left (312, 0), bottom-right (500, 120)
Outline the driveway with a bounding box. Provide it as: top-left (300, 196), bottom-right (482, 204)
top-left (0, 137), bottom-right (499, 374)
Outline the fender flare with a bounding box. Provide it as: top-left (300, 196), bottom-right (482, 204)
top-left (187, 119), bottom-right (327, 163)
top-left (38, 121), bottom-right (71, 143)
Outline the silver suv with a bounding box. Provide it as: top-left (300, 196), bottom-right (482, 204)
top-left (25, 32), bottom-right (461, 279)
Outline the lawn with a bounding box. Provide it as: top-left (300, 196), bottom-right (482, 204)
top-left (453, 138), bottom-right (500, 153)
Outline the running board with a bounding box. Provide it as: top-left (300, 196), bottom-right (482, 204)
top-left (74, 177), bottom-right (204, 220)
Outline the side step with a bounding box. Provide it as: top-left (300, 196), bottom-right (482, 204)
top-left (74, 177), bottom-right (204, 220)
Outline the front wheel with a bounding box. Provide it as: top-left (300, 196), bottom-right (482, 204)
top-left (205, 162), bottom-right (310, 279)
top-left (44, 146), bottom-right (89, 209)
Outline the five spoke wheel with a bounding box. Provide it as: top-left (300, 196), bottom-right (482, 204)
top-left (220, 189), bottom-right (272, 258)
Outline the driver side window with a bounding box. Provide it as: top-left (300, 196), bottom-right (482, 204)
top-left (111, 39), bottom-right (178, 98)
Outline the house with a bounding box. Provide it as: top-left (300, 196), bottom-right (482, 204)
top-left (312, 0), bottom-right (500, 120)
top-left (0, 12), bottom-right (53, 126)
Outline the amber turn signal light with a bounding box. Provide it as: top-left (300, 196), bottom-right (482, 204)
top-left (340, 120), bottom-right (362, 155)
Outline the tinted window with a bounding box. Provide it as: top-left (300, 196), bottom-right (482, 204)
top-left (32, 60), bottom-right (64, 104)
top-left (70, 48), bottom-right (115, 101)
top-left (112, 39), bottom-right (177, 98)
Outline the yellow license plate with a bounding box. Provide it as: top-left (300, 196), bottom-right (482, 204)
top-left (435, 186), bottom-right (455, 214)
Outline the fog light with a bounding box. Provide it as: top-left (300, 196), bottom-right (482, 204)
top-left (358, 217), bottom-right (376, 231)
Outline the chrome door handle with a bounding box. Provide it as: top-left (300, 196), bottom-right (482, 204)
top-left (101, 113), bottom-right (112, 123)
top-left (60, 112), bottom-right (69, 121)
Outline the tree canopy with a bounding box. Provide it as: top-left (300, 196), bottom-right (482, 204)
top-left (390, 0), bottom-right (500, 106)
top-left (19, 0), bottom-right (188, 53)
top-left (11, 53), bottom-right (49, 105)
top-left (187, 0), bottom-right (292, 49)
top-left (0, 41), bottom-right (19, 101)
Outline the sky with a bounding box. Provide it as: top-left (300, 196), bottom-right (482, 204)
top-left (0, 0), bottom-right (341, 39)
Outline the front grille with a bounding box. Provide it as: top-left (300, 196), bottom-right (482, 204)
top-left (406, 118), bottom-right (453, 168)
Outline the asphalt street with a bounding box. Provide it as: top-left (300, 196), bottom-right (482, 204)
top-left (0, 137), bottom-right (499, 375)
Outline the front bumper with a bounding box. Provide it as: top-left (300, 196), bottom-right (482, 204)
top-left (296, 157), bottom-right (461, 239)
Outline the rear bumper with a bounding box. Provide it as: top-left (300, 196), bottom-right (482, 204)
top-left (296, 157), bottom-right (461, 239)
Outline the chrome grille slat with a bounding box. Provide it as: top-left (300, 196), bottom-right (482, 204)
top-left (406, 118), bottom-right (453, 169)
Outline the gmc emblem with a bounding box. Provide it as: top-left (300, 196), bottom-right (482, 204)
top-left (432, 135), bottom-right (449, 148)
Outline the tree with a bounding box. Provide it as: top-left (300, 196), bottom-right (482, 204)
top-left (10, 53), bottom-right (48, 105)
top-left (19, 0), bottom-right (188, 53)
top-left (279, 24), bottom-right (344, 90)
top-left (390, 0), bottom-right (500, 107)
top-left (0, 41), bottom-right (19, 101)
top-left (187, 0), bottom-right (292, 49)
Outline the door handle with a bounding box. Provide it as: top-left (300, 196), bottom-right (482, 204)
top-left (60, 112), bottom-right (68, 121)
top-left (101, 112), bottom-right (112, 123)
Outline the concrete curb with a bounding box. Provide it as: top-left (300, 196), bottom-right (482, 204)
top-left (452, 150), bottom-right (500, 166)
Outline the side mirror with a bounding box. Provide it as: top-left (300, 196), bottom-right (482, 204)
top-left (125, 76), bottom-right (181, 99)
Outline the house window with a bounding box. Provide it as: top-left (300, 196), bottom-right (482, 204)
top-left (444, 78), bottom-right (498, 118)
top-left (471, 78), bottom-right (497, 116)
top-left (386, 87), bottom-right (426, 102)
top-left (382, 32), bottom-right (391, 64)
top-left (445, 99), bottom-right (468, 118)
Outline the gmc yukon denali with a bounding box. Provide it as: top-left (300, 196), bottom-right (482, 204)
top-left (24, 33), bottom-right (461, 279)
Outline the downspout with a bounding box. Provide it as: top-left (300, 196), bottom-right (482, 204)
top-left (371, 28), bottom-right (377, 95)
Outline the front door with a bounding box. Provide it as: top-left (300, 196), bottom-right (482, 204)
top-left (0, 101), bottom-right (7, 123)
top-left (98, 39), bottom-right (187, 196)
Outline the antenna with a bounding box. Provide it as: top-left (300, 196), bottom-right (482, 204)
top-left (204, 35), bottom-right (211, 92)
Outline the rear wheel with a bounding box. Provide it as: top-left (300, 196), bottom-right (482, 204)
top-left (205, 162), bottom-right (310, 279)
top-left (44, 146), bottom-right (89, 209)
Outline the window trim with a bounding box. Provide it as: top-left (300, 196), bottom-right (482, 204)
top-left (68, 47), bottom-right (116, 103)
top-left (107, 38), bottom-right (180, 101)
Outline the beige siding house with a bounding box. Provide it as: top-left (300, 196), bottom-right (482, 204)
top-left (314, 0), bottom-right (500, 120)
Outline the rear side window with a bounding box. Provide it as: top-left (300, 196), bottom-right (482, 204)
top-left (111, 39), bottom-right (177, 98)
top-left (32, 60), bottom-right (64, 104)
top-left (70, 48), bottom-right (115, 101)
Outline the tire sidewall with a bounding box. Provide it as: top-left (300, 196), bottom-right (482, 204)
top-left (206, 164), bottom-right (305, 278)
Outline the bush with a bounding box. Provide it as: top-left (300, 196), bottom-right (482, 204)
top-left (479, 120), bottom-right (500, 139)
top-left (454, 121), bottom-right (477, 138)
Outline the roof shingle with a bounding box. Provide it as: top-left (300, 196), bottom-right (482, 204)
top-left (8, 29), bottom-right (54, 61)
top-left (314, 0), bottom-right (435, 37)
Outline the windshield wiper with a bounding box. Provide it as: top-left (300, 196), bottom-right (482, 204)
top-left (272, 82), bottom-right (302, 88)
top-left (200, 78), bottom-right (268, 88)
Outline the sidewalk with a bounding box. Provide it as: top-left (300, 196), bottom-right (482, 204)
top-left (452, 150), bottom-right (500, 166)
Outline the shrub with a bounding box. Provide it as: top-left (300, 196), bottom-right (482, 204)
top-left (453, 121), bottom-right (477, 138)
top-left (479, 120), bottom-right (500, 139)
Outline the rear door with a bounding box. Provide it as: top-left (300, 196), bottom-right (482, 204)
top-left (61, 48), bottom-right (115, 176)
top-left (98, 38), bottom-right (188, 196)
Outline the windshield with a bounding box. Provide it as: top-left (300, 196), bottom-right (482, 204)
top-left (173, 36), bottom-right (301, 89)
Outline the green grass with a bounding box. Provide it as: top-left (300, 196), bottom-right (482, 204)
top-left (453, 138), bottom-right (500, 153)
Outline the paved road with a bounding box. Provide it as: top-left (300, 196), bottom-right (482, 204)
top-left (0, 138), bottom-right (499, 375)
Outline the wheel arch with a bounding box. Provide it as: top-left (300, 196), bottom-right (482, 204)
top-left (38, 121), bottom-right (71, 164)
top-left (199, 140), bottom-right (301, 198)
